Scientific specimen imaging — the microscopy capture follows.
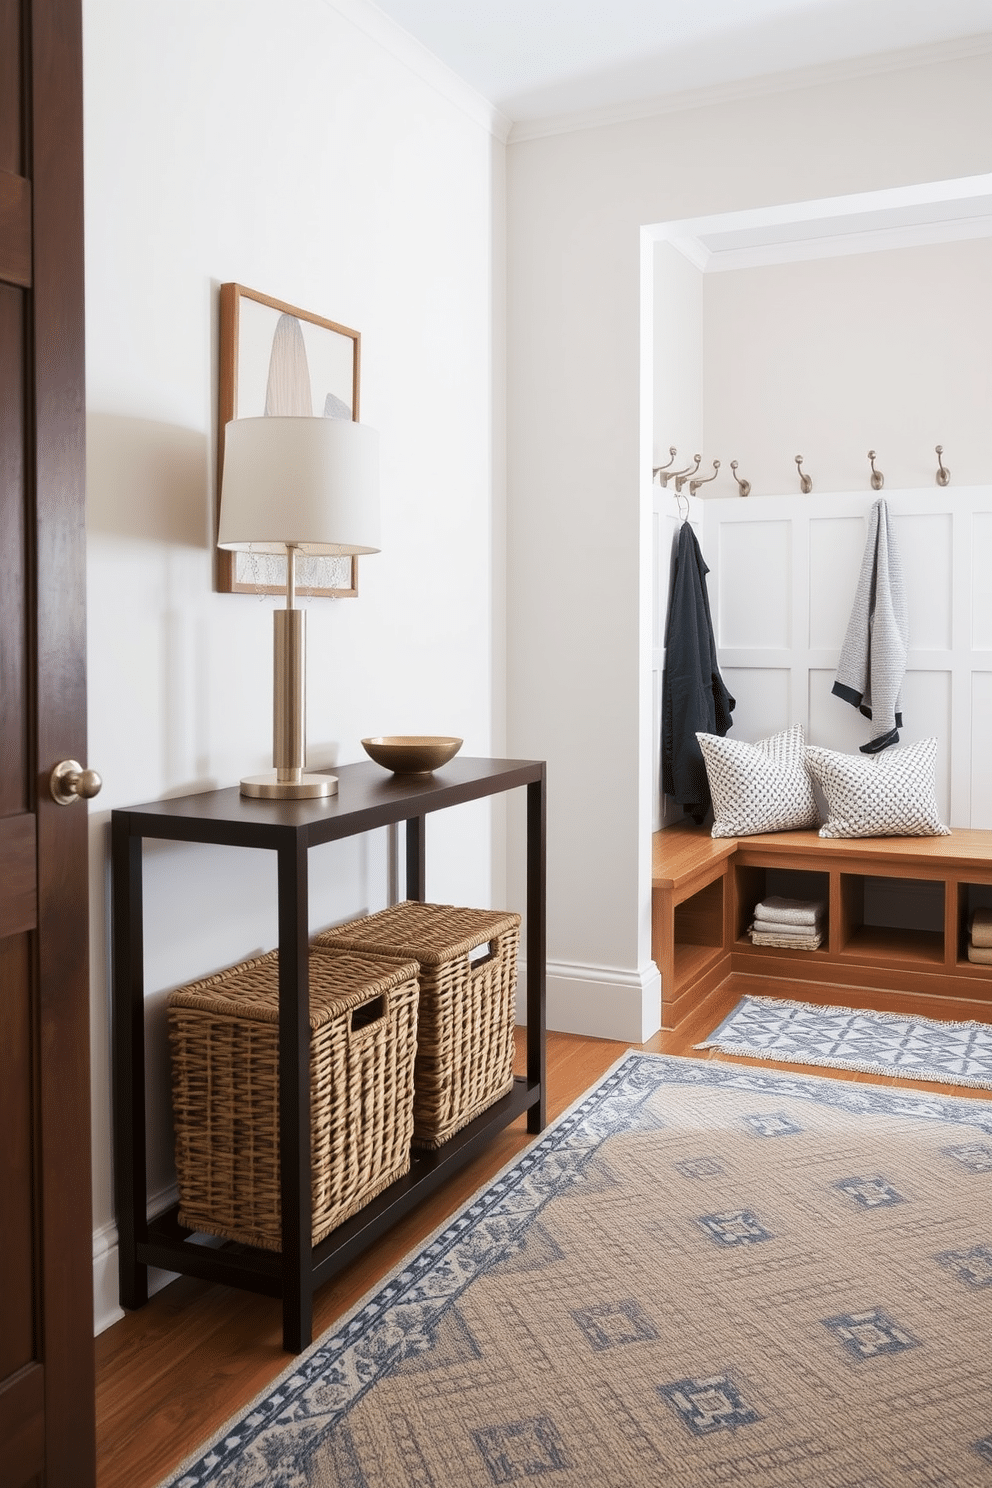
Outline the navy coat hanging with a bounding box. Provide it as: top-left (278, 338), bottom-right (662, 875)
top-left (661, 521), bottom-right (735, 823)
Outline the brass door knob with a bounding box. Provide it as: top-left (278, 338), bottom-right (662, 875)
top-left (50, 759), bottom-right (103, 806)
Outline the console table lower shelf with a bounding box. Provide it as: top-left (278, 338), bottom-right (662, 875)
top-left (140, 1078), bottom-right (541, 1300)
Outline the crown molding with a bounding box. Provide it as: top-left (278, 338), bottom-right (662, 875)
top-left (697, 212), bottom-right (992, 270)
top-left (650, 174), bottom-right (992, 270)
top-left (507, 31), bottom-right (992, 146)
top-left (319, 0), bottom-right (513, 141)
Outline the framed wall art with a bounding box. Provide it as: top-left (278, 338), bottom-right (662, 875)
top-left (216, 283), bottom-right (362, 596)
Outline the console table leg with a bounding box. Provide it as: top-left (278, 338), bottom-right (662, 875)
top-left (405, 817), bottom-right (425, 902)
top-left (111, 816), bottom-right (149, 1309)
top-left (526, 773), bottom-right (547, 1133)
top-left (282, 1281), bottom-right (314, 1355)
top-left (278, 838), bottom-right (314, 1353)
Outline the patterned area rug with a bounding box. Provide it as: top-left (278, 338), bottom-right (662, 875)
top-left (699, 995), bottom-right (992, 1089)
top-left (160, 1053), bottom-right (992, 1487)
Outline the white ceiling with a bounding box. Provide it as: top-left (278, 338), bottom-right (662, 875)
top-left (369, 0), bottom-right (992, 124)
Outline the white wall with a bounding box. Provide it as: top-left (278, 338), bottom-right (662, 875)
top-left (506, 49), bottom-right (992, 1043)
top-left (84, 0), bottom-right (506, 1331)
top-left (654, 240), bottom-right (704, 466)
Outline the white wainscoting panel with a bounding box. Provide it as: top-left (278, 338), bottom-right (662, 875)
top-left (892, 512), bottom-right (953, 651)
top-left (973, 513), bottom-right (992, 651)
top-left (972, 672), bottom-right (992, 828)
top-left (696, 487), bottom-right (992, 828)
top-left (808, 667), bottom-right (874, 753)
top-left (899, 669), bottom-right (953, 822)
top-left (808, 517), bottom-right (866, 650)
top-left (722, 666), bottom-right (791, 742)
top-left (717, 519), bottom-right (791, 650)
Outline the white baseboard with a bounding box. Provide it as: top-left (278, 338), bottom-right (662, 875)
top-left (516, 959), bottom-right (661, 1043)
top-left (93, 1186), bottom-right (180, 1336)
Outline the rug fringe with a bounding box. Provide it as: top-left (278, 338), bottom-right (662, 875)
top-left (696, 1039), bottom-right (992, 1090)
top-left (705, 991), bottom-right (992, 1037)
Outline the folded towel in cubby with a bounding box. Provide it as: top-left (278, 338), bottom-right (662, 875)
top-left (753, 895), bottom-right (827, 926)
top-left (968, 942), bottom-right (992, 965)
top-left (970, 908), bottom-right (992, 949)
top-left (750, 926), bottom-right (824, 951)
top-left (752, 916), bottom-right (825, 939)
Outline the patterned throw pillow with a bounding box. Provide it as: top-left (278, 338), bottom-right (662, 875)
top-left (804, 737), bottom-right (950, 839)
top-left (695, 725), bottom-right (821, 838)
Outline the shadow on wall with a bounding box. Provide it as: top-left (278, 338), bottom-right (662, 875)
top-left (86, 413), bottom-right (211, 547)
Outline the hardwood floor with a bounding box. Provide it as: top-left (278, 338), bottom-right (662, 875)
top-left (95, 994), bottom-right (992, 1488)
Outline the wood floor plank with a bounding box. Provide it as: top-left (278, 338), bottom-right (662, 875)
top-left (96, 1008), bottom-right (992, 1488)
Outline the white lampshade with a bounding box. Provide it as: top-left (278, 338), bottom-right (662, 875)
top-left (218, 416), bottom-right (380, 555)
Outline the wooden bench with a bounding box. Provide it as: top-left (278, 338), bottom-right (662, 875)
top-left (652, 821), bottom-right (992, 1035)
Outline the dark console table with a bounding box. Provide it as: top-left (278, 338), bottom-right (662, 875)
top-left (112, 756), bottom-right (546, 1352)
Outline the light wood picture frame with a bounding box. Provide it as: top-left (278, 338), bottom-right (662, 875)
top-left (216, 283), bottom-right (362, 596)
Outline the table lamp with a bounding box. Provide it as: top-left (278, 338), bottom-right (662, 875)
top-left (218, 415), bottom-right (380, 799)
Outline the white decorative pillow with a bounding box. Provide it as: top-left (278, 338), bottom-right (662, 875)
top-left (695, 725), bottom-right (821, 838)
top-left (804, 737), bottom-right (950, 839)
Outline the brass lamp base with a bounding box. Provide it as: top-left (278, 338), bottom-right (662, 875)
top-left (238, 549), bottom-right (341, 803)
top-left (240, 771), bottom-right (338, 800)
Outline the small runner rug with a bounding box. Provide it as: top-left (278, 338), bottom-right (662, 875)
top-left (698, 994), bottom-right (992, 1088)
top-left (160, 1052), bottom-right (992, 1488)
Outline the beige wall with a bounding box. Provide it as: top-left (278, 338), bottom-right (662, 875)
top-left (702, 238), bottom-right (992, 496)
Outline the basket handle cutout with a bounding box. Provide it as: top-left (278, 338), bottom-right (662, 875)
top-left (350, 994), bottom-right (387, 1035)
top-left (469, 940), bottom-right (496, 970)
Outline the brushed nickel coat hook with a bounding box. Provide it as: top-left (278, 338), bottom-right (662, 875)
top-left (868, 450), bottom-right (884, 491)
top-left (795, 455), bottom-right (812, 494)
top-left (653, 447), bottom-right (678, 484)
top-left (730, 460), bottom-right (750, 498)
top-left (690, 459), bottom-right (720, 496)
top-left (674, 454), bottom-right (702, 492)
top-left (664, 455), bottom-right (697, 489)
top-left (935, 445), bottom-right (950, 487)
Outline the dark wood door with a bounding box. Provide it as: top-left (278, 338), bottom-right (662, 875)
top-left (0, 1), bottom-right (95, 1484)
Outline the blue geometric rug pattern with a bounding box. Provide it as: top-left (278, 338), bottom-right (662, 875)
top-left (159, 1053), bottom-right (992, 1487)
top-left (698, 994), bottom-right (992, 1087)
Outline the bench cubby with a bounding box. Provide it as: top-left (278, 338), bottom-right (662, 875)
top-left (957, 882), bottom-right (992, 968)
top-left (838, 874), bottom-right (945, 968)
top-left (733, 866), bottom-right (830, 949)
top-left (673, 875), bottom-right (725, 985)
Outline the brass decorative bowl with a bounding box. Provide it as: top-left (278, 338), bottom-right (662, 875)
top-left (361, 736), bottom-right (463, 775)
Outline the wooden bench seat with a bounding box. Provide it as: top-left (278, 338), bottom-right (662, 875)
top-left (652, 821), bottom-right (992, 1035)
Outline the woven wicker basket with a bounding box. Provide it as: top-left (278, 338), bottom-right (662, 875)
top-left (167, 946), bottom-right (419, 1251)
top-left (315, 901), bottom-right (520, 1149)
